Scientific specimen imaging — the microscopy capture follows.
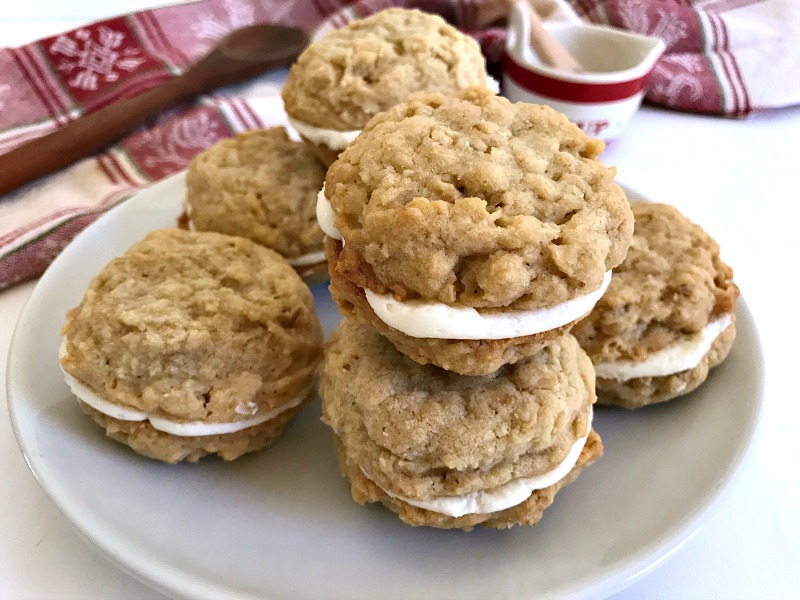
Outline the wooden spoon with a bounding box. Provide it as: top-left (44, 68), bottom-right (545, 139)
top-left (0, 24), bottom-right (308, 196)
top-left (523, 0), bottom-right (582, 72)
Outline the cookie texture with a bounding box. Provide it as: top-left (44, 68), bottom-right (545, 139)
top-left (303, 138), bottom-right (341, 168)
top-left (573, 201), bottom-right (739, 363)
top-left (334, 430), bottom-right (602, 530)
top-left (185, 128), bottom-right (326, 262)
top-left (572, 201), bottom-right (739, 408)
top-left (324, 88), bottom-right (633, 310)
top-left (80, 396), bottom-right (308, 463)
top-left (326, 238), bottom-right (576, 375)
top-left (320, 319), bottom-right (595, 501)
top-left (61, 229), bottom-right (323, 428)
top-left (596, 320), bottom-right (736, 408)
top-left (282, 8), bottom-right (489, 131)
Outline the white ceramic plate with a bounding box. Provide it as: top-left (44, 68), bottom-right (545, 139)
top-left (7, 173), bottom-right (764, 600)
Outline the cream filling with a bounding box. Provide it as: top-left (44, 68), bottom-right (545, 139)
top-left (59, 340), bottom-right (310, 437)
top-left (318, 188), bottom-right (611, 340)
top-left (594, 314), bottom-right (733, 381)
top-left (182, 195), bottom-right (195, 230)
top-left (366, 271), bottom-right (612, 340)
top-left (290, 78), bottom-right (499, 152)
top-left (372, 409), bottom-right (592, 518)
top-left (316, 188), bottom-right (342, 240)
top-left (285, 250), bottom-right (326, 267)
top-left (287, 116), bottom-right (361, 151)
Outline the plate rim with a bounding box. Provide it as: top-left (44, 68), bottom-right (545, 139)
top-left (6, 172), bottom-right (765, 600)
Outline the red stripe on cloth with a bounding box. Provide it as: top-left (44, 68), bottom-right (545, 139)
top-left (0, 190), bottom-right (131, 289)
top-left (708, 13), bottom-right (739, 115)
top-left (716, 14), bottom-right (747, 115)
top-left (139, 11), bottom-right (191, 67)
top-left (96, 155), bottom-right (122, 184)
top-left (0, 157), bottom-right (126, 248)
top-left (20, 46), bottom-right (74, 122)
top-left (105, 152), bottom-right (141, 188)
top-left (0, 205), bottom-right (89, 248)
top-left (717, 14), bottom-right (751, 115)
top-left (503, 53), bottom-right (648, 103)
top-left (228, 98), bottom-right (257, 130)
top-left (130, 13), bottom-right (180, 68)
top-left (10, 49), bottom-right (68, 126)
top-left (240, 100), bottom-right (267, 129)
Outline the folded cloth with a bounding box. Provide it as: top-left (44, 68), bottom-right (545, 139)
top-left (571, 0), bottom-right (800, 116)
top-left (0, 0), bottom-right (796, 290)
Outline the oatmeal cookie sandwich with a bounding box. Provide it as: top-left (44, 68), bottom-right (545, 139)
top-left (572, 202), bottom-right (739, 408)
top-left (60, 228), bottom-right (323, 463)
top-left (319, 88), bottom-right (633, 375)
top-left (183, 127), bottom-right (328, 282)
top-left (281, 8), bottom-right (497, 166)
top-left (320, 319), bottom-right (602, 530)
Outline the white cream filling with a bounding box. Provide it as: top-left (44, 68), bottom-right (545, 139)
top-left (594, 314), bottom-right (733, 381)
top-left (59, 340), bottom-right (311, 437)
top-left (182, 195), bottom-right (196, 230)
top-left (290, 78), bottom-right (498, 152)
top-left (287, 116), bottom-right (361, 151)
top-left (318, 188), bottom-right (611, 340)
top-left (373, 409), bottom-right (592, 518)
top-left (285, 250), bottom-right (326, 267)
top-left (316, 188), bottom-right (342, 240)
top-left (366, 271), bottom-right (612, 340)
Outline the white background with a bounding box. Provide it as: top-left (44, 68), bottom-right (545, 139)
top-left (1, 2), bottom-right (799, 599)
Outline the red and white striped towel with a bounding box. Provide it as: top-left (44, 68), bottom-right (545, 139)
top-left (0, 0), bottom-right (796, 290)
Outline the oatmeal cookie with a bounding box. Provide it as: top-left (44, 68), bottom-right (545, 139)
top-left (281, 8), bottom-right (493, 164)
top-left (60, 228), bottom-right (323, 462)
top-left (320, 319), bottom-right (600, 529)
top-left (572, 201), bottom-right (739, 408)
top-left (334, 430), bottom-right (602, 530)
top-left (282, 8), bottom-right (489, 131)
top-left (326, 238), bottom-right (576, 375)
top-left (323, 88), bottom-right (632, 310)
top-left (184, 128), bottom-right (327, 281)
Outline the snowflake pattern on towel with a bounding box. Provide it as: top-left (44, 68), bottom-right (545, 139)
top-left (123, 107), bottom-right (231, 180)
top-left (49, 26), bottom-right (146, 91)
top-left (648, 53), bottom-right (721, 114)
top-left (40, 18), bottom-right (168, 109)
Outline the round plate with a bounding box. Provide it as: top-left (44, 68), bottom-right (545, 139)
top-left (7, 173), bottom-right (764, 600)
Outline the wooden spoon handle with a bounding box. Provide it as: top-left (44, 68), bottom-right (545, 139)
top-left (524, 0), bottom-right (582, 72)
top-left (0, 80), bottom-right (188, 196)
top-left (0, 37), bottom-right (300, 197)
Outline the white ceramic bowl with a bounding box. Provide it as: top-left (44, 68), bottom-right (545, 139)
top-left (503, 2), bottom-right (665, 140)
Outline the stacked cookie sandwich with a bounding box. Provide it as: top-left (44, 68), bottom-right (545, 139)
top-left (318, 88), bottom-right (634, 529)
top-left (282, 8), bottom-right (498, 166)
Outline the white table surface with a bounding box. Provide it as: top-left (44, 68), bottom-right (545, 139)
top-left (2, 7), bottom-right (799, 600)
